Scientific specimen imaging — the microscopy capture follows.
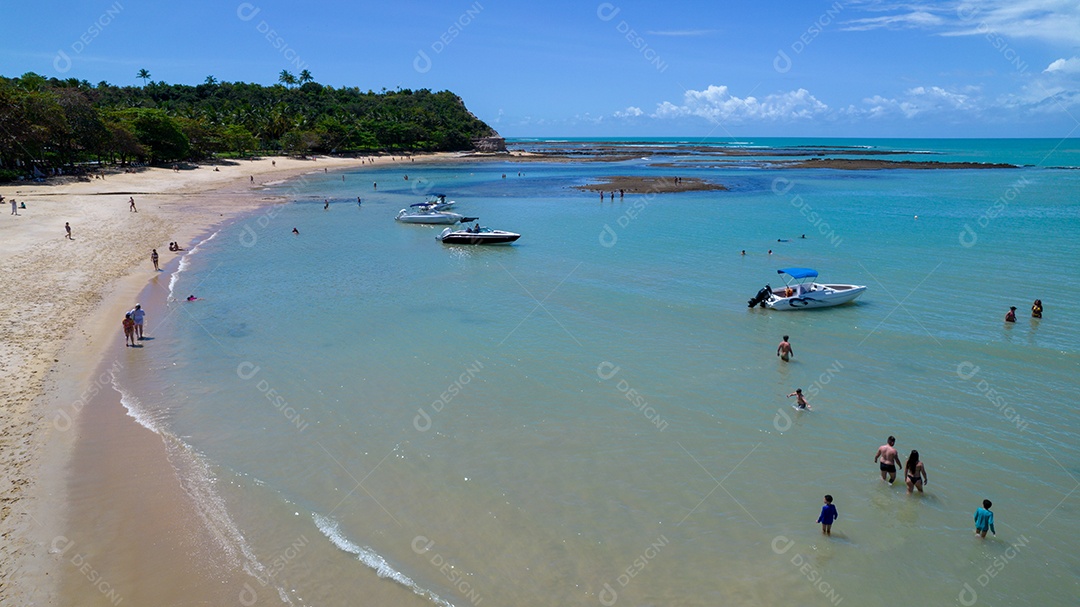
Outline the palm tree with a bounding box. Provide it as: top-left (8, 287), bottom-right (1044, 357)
top-left (204, 75), bottom-right (218, 86)
top-left (278, 70), bottom-right (296, 88)
top-left (136, 69), bottom-right (151, 85)
top-left (298, 69), bottom-right (313, 85)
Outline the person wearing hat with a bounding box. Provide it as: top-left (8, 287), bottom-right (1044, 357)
top-left (1004, 306), bottom-right (1017, 323)
top-left (129, 304), bottom-right (146, 339)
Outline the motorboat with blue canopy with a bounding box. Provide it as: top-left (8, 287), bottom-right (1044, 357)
top-left (747, 268), bottom-right (866, 310)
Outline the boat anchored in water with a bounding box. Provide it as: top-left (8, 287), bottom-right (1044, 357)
top-left (748, 268), bottom-right (866, 310)
top-left (437, 221), bottom-right (520, 245)
top-left (410, 194), bottom-right (455, 212)
top-left (395, 208), bottom-right (464, 224)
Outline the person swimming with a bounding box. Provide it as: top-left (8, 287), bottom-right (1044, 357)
top-left (187, 295), bottom-right (198, 301)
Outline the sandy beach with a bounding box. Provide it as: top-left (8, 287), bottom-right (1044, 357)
top-left (0, 153), bottom-right (454, 601)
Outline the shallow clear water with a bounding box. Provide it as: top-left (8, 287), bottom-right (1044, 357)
top-left (134, 141), bottom-right (1079, 606)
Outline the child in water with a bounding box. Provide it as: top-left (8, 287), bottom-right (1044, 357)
top-left (818, 495), bottom-right (838, 535)
top-left (974, 499), bottom-right (995, 538)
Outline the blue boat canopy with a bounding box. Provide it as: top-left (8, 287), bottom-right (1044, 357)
top-left (778, 268), bottom-right (819, 279)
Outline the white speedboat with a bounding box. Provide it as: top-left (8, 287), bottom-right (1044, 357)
top-left (437, 223), bottom-right (520, 245)
top-left (751, 268), bottom-right (866, 310)
top-left (395, 208), bottom-right (464, 224)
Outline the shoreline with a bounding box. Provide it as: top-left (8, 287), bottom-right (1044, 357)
top-left (0, 152), bottom-right (456, 602)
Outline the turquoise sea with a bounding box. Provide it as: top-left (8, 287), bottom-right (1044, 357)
top-left (111, 139), bottom-right (1080, 605)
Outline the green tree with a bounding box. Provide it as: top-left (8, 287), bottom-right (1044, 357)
top-left (111, 108), bottom-right (190, 162)
top-left (278, 70), bottom-right (296, 88)
top-left (298, 69), bottom-right (313, 85)
top-left (136, 69), bottom-right (151, 85)
top-left (204, 75), bottom-right (218, 85)
top-left (222, 124), bottom-right (258, 157)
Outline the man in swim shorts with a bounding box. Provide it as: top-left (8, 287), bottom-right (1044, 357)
top-left (874, 436), bottom-right (900, 484)
top-left (777, 335), bottom-right (794, 361)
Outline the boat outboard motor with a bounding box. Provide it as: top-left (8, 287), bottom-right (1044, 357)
top-left (747, 284), bottom-right (772, 308)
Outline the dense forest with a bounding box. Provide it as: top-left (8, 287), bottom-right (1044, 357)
top-left (0, 71), bottom-right (497, 180)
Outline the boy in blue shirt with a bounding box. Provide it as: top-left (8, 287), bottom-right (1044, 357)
top-left (974, 499), bottom-right (995, 538)
top-left (817, 494), bottom-right (838, 536)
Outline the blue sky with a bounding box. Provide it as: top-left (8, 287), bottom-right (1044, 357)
top-left (3, 0), bottom-right (1079, 138)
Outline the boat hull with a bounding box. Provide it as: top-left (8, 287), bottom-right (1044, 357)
top-left (765, 283), bottom-right (866, 310)
top-left (438, 231), bottom-right (520, 245)
top-left (395, 211), bottom-right (463, 224)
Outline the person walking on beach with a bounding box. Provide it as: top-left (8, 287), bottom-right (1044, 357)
top-left (777, 335), bottom-right (794, 361)
top-left (1032, 299), bottom-right (1042, 318)
top-left (903, 450), bottom-right (927, 494)
top-left (129, 196), bottom-right (137, 212)
top-left (1005, 306), bottom-right (1017, 322)
top-left (129, 304), bottom-right (145, 340)
top-left (10, 198), bottom-right (17, 216)
top-left (817, 495), bottom-right (838, 536)
top-left (65, 222), bottom-right (72, 240)
top-left (788, 388), bottom-right (811, 410)
top-left (875, 436), bottom-right (901, 484)
top-left (150, 249), bottom-right (159, 271)
top-left (122, 313), bottom-right (136, 347)
top-left (974, 499), bottom-right (995, 538)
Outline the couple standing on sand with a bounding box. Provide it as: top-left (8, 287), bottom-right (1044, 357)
top-left (122, 304), bottom-right (145, 347)
top-left (875, 436), bottom-right (928, 494)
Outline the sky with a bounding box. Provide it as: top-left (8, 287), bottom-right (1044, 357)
top-left (3, 0), bottom-right (1080, 138)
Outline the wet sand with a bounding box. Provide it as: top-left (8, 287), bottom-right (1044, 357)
top-left (575, 176), bottom-right (727, 194)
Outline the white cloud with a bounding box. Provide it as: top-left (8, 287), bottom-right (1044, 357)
top-left (841, 11), bottom-right (943, 31)
top-left (614, 106), bottom-right (644, 118)
top-left (840, 0), bottom-right (1080, 45)
top-left (1044, 57), bottom-right (1080, 74)
top-left (860, 86), bottom-right (974, 119)
top-left (649, 85), bottom-right (829, 123)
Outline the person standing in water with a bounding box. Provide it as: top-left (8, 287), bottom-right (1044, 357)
top-left (875, 436), bottom-right (901, 484)
top-left (817, 495), bottom-right (838, 536)
top-left (788, 388), bottom-right (810, 410)
top-left (1032, 299), bottom-right (1042, 318)
top-left (1005, 306), bottom-right (1017, 322)
top-left (974, 500), bottom-right (995, 538)
top-left (777, 335), bottom-right (794, 361)
top-left (903, 450), bottom-right (927, 494)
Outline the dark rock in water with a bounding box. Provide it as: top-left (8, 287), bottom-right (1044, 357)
top-left (472, 137), bottom-right (506, 152)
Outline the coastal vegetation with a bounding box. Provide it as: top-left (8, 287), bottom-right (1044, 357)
top-left (0, 71), bottom-right (496, 179)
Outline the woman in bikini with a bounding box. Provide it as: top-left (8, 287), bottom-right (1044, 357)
top-left (904, 450), bottom-right (927, 494)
